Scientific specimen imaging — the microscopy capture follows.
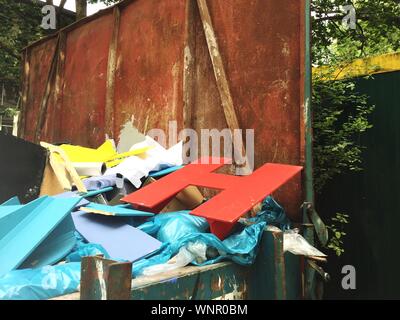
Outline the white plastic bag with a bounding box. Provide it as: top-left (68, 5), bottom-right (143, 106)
top-left (283, 229), bottom-right (326, 257)
top-left (142, 241), bottom-right (207, 276)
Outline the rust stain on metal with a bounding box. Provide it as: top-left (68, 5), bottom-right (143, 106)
top-left (183, 288), bottom-right (191, 299)
top-left (105, 6), bottom-right (121, 139)
top-left (198, 281), bottom-right (205, 291)
top-left (238, 281), bottom-right (248, 299)
top-left (80, 255), bottom-right (132, 300)
top-left (18, 48), bottom-right (31, 138)
top-left (211, 275), bottom-right (224, 292)
top-left (23, 39), bottom-right (57, 142)
top-left (113, 0), bottom-right (186, 138)
top-left (272, 231), bottom-right (287, 299)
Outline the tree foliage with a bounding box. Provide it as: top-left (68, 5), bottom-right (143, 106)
top-left (326, 213), bottom-right (350, 256)
top-left (0, 0), bottom-right (44, 89)
top-left (312, 0), bottom-right (399, 255)
top-left (312, 0), bottom-right (400, 65)
top-left (312, 74), bottom-right (374, 193)
top-left (311, 0), bottom-right (400, 194)
top-left (0, 0), bottom-right (116, 103)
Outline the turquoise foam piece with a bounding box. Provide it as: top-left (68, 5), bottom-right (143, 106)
top-left (1, 197), bottom-right (21, 206)
top-left (148, 165), bottom-right (183, 178)
top-left (19, 214), bottom-right (77, 269)
top-left (0, 196), bottom-right (80, 277)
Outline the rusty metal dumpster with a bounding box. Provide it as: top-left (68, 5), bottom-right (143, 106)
top-left (18, 0), bottom-right (325, 299)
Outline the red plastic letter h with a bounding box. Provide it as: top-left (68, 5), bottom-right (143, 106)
top-left (122, 158), bottom-right (302, 239)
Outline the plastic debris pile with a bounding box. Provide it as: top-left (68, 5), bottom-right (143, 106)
top-left (0, 132), bottom-right (326, 300)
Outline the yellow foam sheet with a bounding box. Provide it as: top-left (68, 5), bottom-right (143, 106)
top-left (59, 140), bottom-right (151, 168)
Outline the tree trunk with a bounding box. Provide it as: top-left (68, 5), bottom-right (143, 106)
top-left (59, 0), bottom-right (67, 10)
top-left (56, 0), bottom-right (67, 30)
top-left (75, 0), bottom-right (87, 20)
top-left (46, 0), bottom-right (54, 4)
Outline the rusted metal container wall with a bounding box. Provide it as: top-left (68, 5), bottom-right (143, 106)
top-left (19, 0), bottom-right (307, 220)
top-left (114, 0), bottom-right (186, 135)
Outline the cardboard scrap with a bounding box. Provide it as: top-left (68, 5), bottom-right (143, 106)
top-left (80, 202), bottom-right (154, 217)
top-left (40, 142), bottom-right (87, 195)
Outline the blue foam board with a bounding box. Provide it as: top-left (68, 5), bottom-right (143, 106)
top-left (72, 211), bottom-right (161, 262)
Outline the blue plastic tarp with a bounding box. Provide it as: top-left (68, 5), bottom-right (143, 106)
top-left (123, 196), bottom-right (290, 276)
top-left (132, 216), bottom-right (267, 276)
top-left (0, 263), bottom-right (81, 300)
